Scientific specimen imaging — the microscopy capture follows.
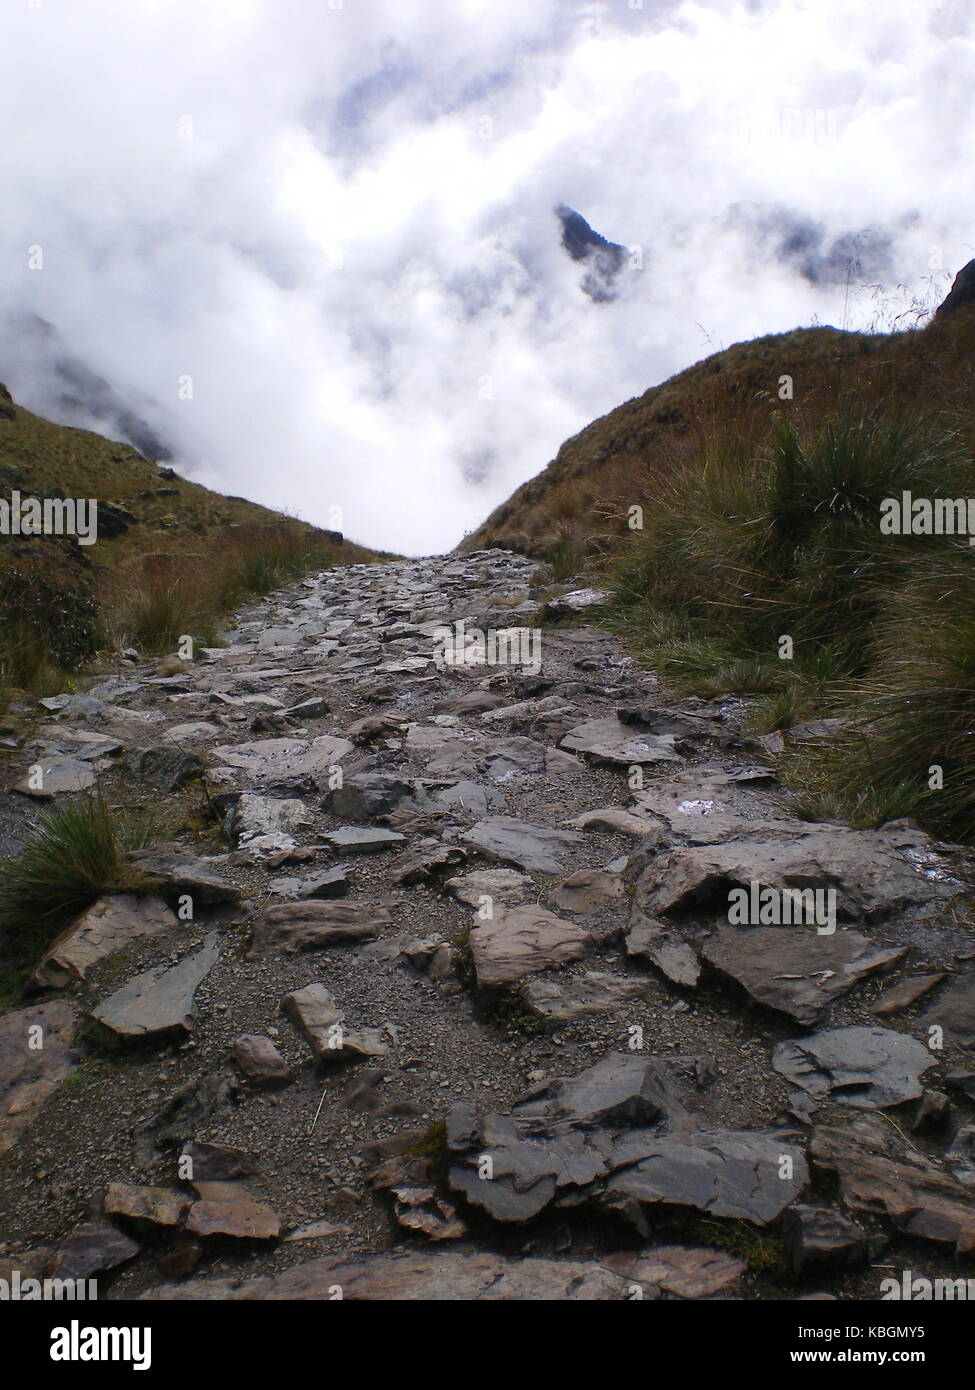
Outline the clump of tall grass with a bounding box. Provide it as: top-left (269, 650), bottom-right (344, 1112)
top-left (613, 413), bottom-right (968, 675)
top-left (0, 797), bottom-right (155, 947)
top-left (810, 550), bottom-right (975, 840)
top-left (114, 522), bottom-right (345, 655)
top-left (611, 412), bottom-right (975, 840)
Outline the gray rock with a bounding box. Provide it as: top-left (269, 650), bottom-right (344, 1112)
top-left (324, 826), bottom-right (406, 854)
top-left (227, 794), bottom-right (309, 852)
top-left (444, 867), bottom-right (532, 908)
top-left (643, 825), bottom-right (960, 922)
top-left (46, 1222), bottom-right (140, 1280)
top-left (32, 894), bottom-right (177, 989)
top-left (210, 734), bottom-right (354, 793)
top-left (281, 983), bottom-right (387, 1065)
top-left (551, 869), bottom-right (624, 914)
top-left (129, 844), bottom-right (241, 906)
top-left (250, 901), bottom-right (390, 953)
top-left (470, 905), bottom-right (592, 988)
top-left (702, 928), bottom-right (905, 1025)
top-left (233, 1034), bottom-right (293, 1088)
top-left (561, 717), bottom-right (681, 768)
top-left (267, 866), bottom-right (352, 900)
top-left (773, 1026), bottom-right (935, 1109)
top-left (125, 744), bottom-right (204, 790)
top-left (546, 588), bottom-right (611, 616)
top-left (92, 933), bottom-right (221, 1042)
top-left (604, 1129), bottom-right (808, 1226)
top-left (521, 972), bottom-right (653, 1024)
top-left (142, 1247), bottom-right (739, 1301)
top-left (924, 974), bottom-right (975, 1049)
top-left (781, 1205), bottom-right (873, 1274)
top-left (0, 1001), bottom-right (78, 1155)
top-left (626, 918), bottom-right (701, 987)
top-left (811, 1114), bottom-right (975, 1252)
top-left (15, 756), bottom-right (96, 797)
top-left (462, 816), bottom-right (584, 875)
top-left (326, 772), bottom-right (420, 821)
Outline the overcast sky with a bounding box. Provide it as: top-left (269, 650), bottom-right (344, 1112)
top-left (1, 0), bottom-right (972, 553)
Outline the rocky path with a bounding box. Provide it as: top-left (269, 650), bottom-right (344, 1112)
top-left (2, 549), bottom-right (975, 1300)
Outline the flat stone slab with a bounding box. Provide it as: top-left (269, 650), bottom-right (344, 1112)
top-left (702, 927), bottom-right (905, 1025)
top-left (250, 901), bottom-right (391, 954)
top-left (445, 868), bottom-right (532, 909)
top-left (0, 1001), bottom-right (78, 1154)
top-left (445, 1052), bottom-right (804, 1228)
top-left (47, 1222), bottom-right (140, 1280)
top-left (142, 1246), bottom-right (742, 1301)
top-left (551, 869), bottom-right (624, 914)
top-left (773, 1026), bottom-right (935, 1109)
top-left (869, 974), bottom-right (946, 1017)
top-left (32, 894), bottom-right (177, 989)
top-left (604, 1129), bottom-right (808, 1225)
top-left (324, 826), bottom-right (406, 854)
top-left (521, 971), bottom-right (653, 1023)
top-left (103, 1183), bottom-right (190, 1229)
top-left (924, 975), bottom-right (975, 1049)
top-left (186, 1184), bottom-right (281, 1241)
top-left (267, 866), bottom-right (352, 900)
top-left (92, 933), bottom-right (221, 1042)
top-left (130, 844), bottom-right (241, 905)
top-left (281, 983), bottom-right (387, 1065)
top-left (561, 717), bottom-right (682, 768)
top-left (642, 824), bottom-right (962, 922)
top-left (470, 906), bottom-right (592, 988)
top-left (462, 817), bottom-right (584, 875)
top-left (210, 734), bottom-right (354, 792)
top-left (811, 1114), bottom-right (975, 1253)
top-left (15, 756), bottom-right (96, 797)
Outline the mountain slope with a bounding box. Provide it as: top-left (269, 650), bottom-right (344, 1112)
top-left (460, 279), bottom-right (975, 563)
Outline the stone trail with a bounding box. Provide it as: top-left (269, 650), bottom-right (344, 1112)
top-left (1, 549), bottom-right (974, 1300)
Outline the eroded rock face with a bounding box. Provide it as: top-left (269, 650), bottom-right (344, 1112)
top-left (0, 1001), bottom-right (79, 1154)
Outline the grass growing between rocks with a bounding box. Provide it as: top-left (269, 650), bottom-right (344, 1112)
top-left (113, 520), bottom-right (351, 655)
top-left (0, 796), bottom-right (155, 952)
top-left (608, 414), bottom-right (975, 842)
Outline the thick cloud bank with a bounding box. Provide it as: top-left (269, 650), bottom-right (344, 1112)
top-left (1, 0), bottom-right (972, 552)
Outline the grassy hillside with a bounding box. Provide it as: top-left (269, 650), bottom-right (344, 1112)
top-left (461, 293), bottom-right (975, 844)
top-left (0, 385), bottom-right (378, 691)
top-left (461, 311), bottom-right (975, 566)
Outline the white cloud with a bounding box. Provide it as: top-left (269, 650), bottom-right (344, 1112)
top-left (0, 0), bottom-right (972, 553)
